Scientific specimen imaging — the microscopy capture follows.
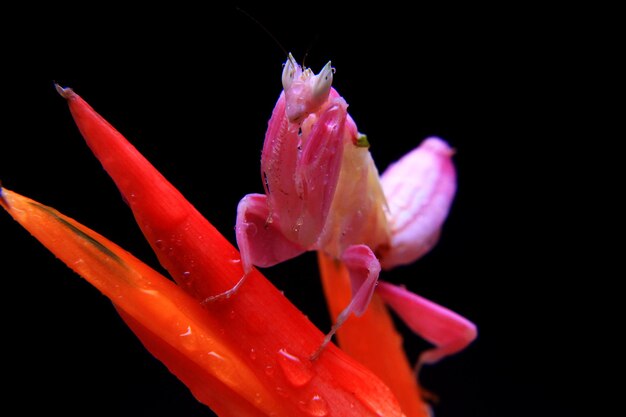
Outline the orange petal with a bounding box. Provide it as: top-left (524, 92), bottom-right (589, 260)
top-left (1, 185), bottom-right (405, 416)
top-left (1, 187), bottom-right (290, 416)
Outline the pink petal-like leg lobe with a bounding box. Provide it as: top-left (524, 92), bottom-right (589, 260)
top-left (376, 281), bottom-right (477, 367)
top-left (261, 89), bottom-right (348, 251)
top-left (294, 100), bottom-right (347, 247)
top-left (261, 92), bottom-right (304, 237)
top-left (313, 245), bottom-right (381, 359)
top-left (380, 137), bottom-right (457, 269)
top-left (235, 193), bottom-right (305, 273)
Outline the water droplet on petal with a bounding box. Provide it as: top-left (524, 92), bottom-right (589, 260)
top-left (298, 394), bottom-right (328, 416)
top-left (264, 365), bottom-right (275, 376)
top-left (178, 326), bottom-right (198, 350)
top-left (154, 239), bottom-right (165, 250)
top-left (182, 271), bottom-right (191, 278)
top-left (277, 348), bottom-right (314, 387)
top-left (275, 386), bottom-right (288, 397)
top-left (254, 392), bottom-right (262, 405)
top-left (249, 348), bottom-right (257, 361)
top-left (207, 351), bottom-right (225, 361)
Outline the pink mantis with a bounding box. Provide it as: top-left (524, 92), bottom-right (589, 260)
top-left (234, 54), bottom-right (477, 364)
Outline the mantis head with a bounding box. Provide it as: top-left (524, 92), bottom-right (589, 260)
top-left (281, 53), bottom-right (334, 123)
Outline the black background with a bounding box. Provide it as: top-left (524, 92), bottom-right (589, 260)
top-left (1, 3), bottom-right (601, 417)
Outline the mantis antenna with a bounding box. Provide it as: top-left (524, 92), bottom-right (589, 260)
top-left (236, 7), bottom-right (289, 59)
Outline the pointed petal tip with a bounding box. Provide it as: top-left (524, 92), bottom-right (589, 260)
top-left (54, 82), bottom-right (74, 99)
top-left (0, 183), bottom-right (7, 209)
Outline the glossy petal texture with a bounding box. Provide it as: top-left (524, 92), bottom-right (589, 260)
top-left (54, 86), bottom-right (404, 416)
top-left (0, 188), bottom-right (282, 417)
top-left (379, 137), bottom-right (457, 269)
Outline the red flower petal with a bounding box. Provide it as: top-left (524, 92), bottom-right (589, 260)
top-left (55, 86), bottom-right (404, 416)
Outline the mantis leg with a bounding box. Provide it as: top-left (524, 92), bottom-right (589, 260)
top-left (376, 281), bottom-right (477, 369)
top-left (235, 193), bottom-right (306, 273)
top-left (312, 244), bottom-right (381, 359)
top-left (203, 194), bottom-right (306, 303)
top-left (293, 99), bottom-right (347, 246)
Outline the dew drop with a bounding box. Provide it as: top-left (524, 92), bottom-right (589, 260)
top-left (275, 386), bottom-right (288, 397)
top-left (277, 348), bottom-right (314, 387)
top-left (264, 365), bottom-right (275, 376)
top-left (182, 271), bottom-right (191, 278)
top-left (298, 394), bottom-right (328, 416)
top-left (154, 239), bottom-right (165, 250)
top-left (249, 348), bottom-right (257, 361)
top-left (178, 327), bottom-right (198, 350)
top-left (254, 392), bottom-right (262, 405)
top-left (207, 351), bottom-right (225, 361)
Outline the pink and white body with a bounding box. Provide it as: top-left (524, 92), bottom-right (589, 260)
top-left (235, 54), bottom-right (476, 364)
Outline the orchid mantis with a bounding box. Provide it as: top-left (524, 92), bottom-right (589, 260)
top-left (234, 54), bottom-right (476, 364)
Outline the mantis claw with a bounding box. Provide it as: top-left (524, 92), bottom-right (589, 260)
top-left (201, 273), bottom-right (249, 304)
top-left (310, 322), bottom-right (339, 361)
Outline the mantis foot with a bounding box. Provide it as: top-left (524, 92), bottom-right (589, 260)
top-left (201, 273), bottom-right (248, 304)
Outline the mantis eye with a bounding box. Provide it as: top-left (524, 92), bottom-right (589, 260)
top-left (282, 54), bottom-right (297, 90)
top-left (312, 61), bottom-right (334, 101)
